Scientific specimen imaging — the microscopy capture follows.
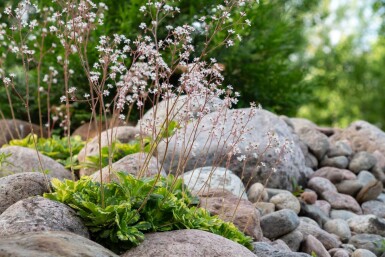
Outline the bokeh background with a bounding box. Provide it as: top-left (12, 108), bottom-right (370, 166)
top-left (1, 0), bottom-right (384, 130)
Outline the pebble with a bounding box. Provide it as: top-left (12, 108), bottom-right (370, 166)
top-left (349, 152), bottom-right (377, 174)
top-left (260, 209), bottom-right (300, 239)
top-left (270, 192), bottom-right (301, 214)
top-left (323, 219), bottom-right (351, 243)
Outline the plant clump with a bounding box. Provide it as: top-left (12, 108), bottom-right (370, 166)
top-left (44, 172), bottom-right (253, 253)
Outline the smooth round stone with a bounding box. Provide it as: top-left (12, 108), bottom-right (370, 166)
top-left (260, 209), bottom-right (300, 239)
top-left (0, 231), bottom-right (118, 257)
top-left (349, 152), bottom-right (377, 174)
top-left (323, 219), bottom-right (351, 243)
top-left (308, 177), bottom-right (338, 195)
top-left (248, 182), bottom-right (268, 203)
top-left (349, 234), bottom-right (383, 256)
top-left (315, 200), bottom-right (332, 216)
top-left (322, 191), bottom-right (362, 214)
top-left (356, 180), bottom-right (383, 204)
top-left (301, 234), bottom-right (331, 257)
top-left (298, 220), bottom-right (341, 250)
top-left (279, 229), bottom-right (304, 252)
top-left (352, 249), bottom-right (377, 257)
top-left (330, 209), bottom-right (358, 221)
top-left (182, 166), bottom-right (247, 199)
top-left (0, 196), bottom-right (89, 238)
top-left (300, 217), bottom-right (320, 227)
top-left (300, 190), bottom-right (318, 204)
top-left (362, 200), bottom-right (385, 218)
top-left (357, 171), bottom-right (377, 186)
top-left (336, 180), bottom-right (362, 196)
top-left (320, 156), bottom-right (349, 169)
top-left (0, 172), bottom-right (50, 214)
top-left (270, 192), bottom-right (301, 214)
top-left (328, 140), bottom-right (353, 157)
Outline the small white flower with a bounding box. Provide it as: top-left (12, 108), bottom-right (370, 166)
top-left (139, 23), bottom-right (146, 30)
top-left (84, 93), bottom-right (90, 98)
top-left (237, 155), bottom-right (246, 162)
top-left (60, 96), bottom-right (66, 102)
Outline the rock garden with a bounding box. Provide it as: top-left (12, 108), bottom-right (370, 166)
top-left (2, 106), bottom-right (385, 257)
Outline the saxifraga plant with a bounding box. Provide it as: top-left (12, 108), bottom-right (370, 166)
top-left (44, 172), bottom-right (253, 253)
top-left (1, 0), bottom-right (291, 251)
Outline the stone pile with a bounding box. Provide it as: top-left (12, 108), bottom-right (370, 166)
top-left (1, 104), bottom-right (385, 257)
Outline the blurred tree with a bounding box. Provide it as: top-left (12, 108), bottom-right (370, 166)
top-left (298, 0), bottom-right (385, 129)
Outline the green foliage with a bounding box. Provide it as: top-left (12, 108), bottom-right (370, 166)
top-left (375, 238), bottom-right (385, 254)
top-left (291, 177), bottom-right (304, 197)
top-left (311, 251), bottom-right (318, 257)
top-left (0, 152), bottom-right (14, 176)
top-left (44, 173), bottom-right (253, 253)
top-left (4, 134), bottom-right (85, 168)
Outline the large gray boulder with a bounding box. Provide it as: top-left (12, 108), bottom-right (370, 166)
top-left (136, 95), bottom-right (225, 135)
top-left (0, 146), bottom-right (72, 179)
top-left (0, 231), bottom-right (118, 257)
top-left (121, 229), bottom-right (256, 257)
top-left (0, 172), bottom-right (50, 214)
top-left (0, 196), bottom-right (89, 238)
top-left (157, 108), bottom-right (312, 190)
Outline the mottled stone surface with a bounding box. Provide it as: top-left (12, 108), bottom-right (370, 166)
top-left (349, 234), bottom-right (384, 256)
top-left (321, 191), bottom-right (362, 214)
top-left (198, 189), bottom-right (262, 240)
top-left (0, 146), bottom-right (72, 179)
top-left (297, 220), bottom-right (341, 250)
top-left (157, 108), bottom-right (312, 191)
top-left (301, 234), bottom-right (331, 257)
top-left (0, 231), bottom-right (117, 257)
top-left (0, 196), bottom-right (89, 238)
top-left (308, 177), bottom-right (338, 195)
top-left (348, 215), bottom-right (385, 236)
top-left (252, 242), bottom-right (311, 257)
top-left (279, 229), bottom-right (304, 252)
top-left (248, 182), bottom-right (269, 203)
top-left (349, 152), bottom-right (377, 174)
top-left (311, 167), bottom-right (356, 183)
top-left (330, 120), bottom-right (385, 157)
top-left (323, 219), bottom-right (351, 243)
top-left (0, 172), bottom-right (50, 214)
top-left (182, 166), bottom-right (247, 199)
top-left (260, 209), bottom-right (299, 239)
top-left (362, 200), bottom-right (385, 218)
top-left (121, 229), bottom-right (257, 257)
top-left (320, 156), bottom-right (349, 169)
top-left (297, 127), bottom-right (330, 160)
top-left (270, 192), bottom-right (301, 214)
